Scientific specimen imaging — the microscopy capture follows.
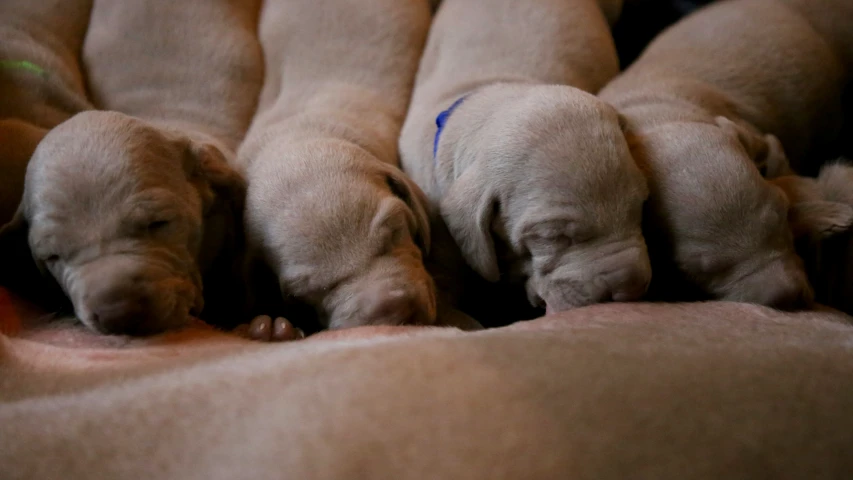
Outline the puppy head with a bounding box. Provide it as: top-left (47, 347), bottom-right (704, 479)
top-left (634, 120), bottom-right (820, 309)
top-left (0, 111), bottom-right (245, 335)
top-left (245, 140), bottom-right (435, 329)
top-left (439, 86), bottom-right (651, 312)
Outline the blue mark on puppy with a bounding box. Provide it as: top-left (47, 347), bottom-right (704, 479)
top-left (433, 96), bottom-right (467, 159)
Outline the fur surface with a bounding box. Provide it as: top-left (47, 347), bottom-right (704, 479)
top-left (236, 0), bottom-right (437, 329)
top-left (599, 0), bottom-right (853, 307)
top-left (3, 295), bottom-right (853, 479)
top-left (0, 0), bottom-right (264, 335)
top-left (399, 0), bottom-right (652, 315)
top-left (0, 0), bottom-right (94, 224)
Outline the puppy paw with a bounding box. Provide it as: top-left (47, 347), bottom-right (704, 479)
top-left (239, 315), bottom-right (305, 342)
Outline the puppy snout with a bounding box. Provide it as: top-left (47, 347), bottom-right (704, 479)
top-left (733, 257), bottom-right (814, 310)
top-left (602, 248), bottom-right (652, 303)
top-left (365, 287), bottom-right (429, 326)
top-left (82, 279), bottom-right (179, 336)
top-left (766, 285), bottom-right (812, 311)
top-left (90, 296), bottom-right (152, 335)
top-left (763, 267), bottom-right (814, 311)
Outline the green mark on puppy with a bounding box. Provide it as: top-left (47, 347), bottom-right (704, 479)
top-left (0, 60), bottom-right (48, 77)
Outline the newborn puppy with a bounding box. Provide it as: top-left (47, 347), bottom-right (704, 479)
top-left (599, 0), bottom-right (852, 308)
top-left (0, 0), bottom-right (94, 224)
top-left (237, 0), bottom-right (435, 329)
top-left (0, 0), bottom-right (264, 336)
top-left (399, 0), bottom-right (651, 313)
top-left (0, 112), bottom-right (245, 335)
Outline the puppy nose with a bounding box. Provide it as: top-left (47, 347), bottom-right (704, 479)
top-left (762, 258), bottom-right (814, 311)
top-left (365, 288), bottom-right (427, 325)
top-left (90, 297), bottom-right (152, 335)
top-left (607, 263), bottom-right (652, 303)
top-left (766, 284), bottom-right (814, 311)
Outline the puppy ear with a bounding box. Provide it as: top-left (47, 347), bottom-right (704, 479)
top-left (0, 208), bottom-right (30, 275)
top-left (182, 141), bottom-right (247, 213)
top-left (439, 167), bottom-right (499, 282)
top-left (617, 113), bottom-right (630, 134)
top-left (0, 208), bottom-right (63, 307)
top-left (788, 200), bottom-right (853, 240)
top-left (715, 116), bottom-right (792, 177)
top-left (385, 168), bottom-right (432, 253)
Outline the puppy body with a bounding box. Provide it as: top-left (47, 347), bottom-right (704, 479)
top-left (0, 0), bottom-right (265, 336)
top-left (236, 0), bottom-right (437, 330)
top-left (0, 0), bottom-right (94, 224)
top-left (599, 0), bottom-right (852, 307)
top-left (399, 0), bottom-right (652, 314)
top-left (83, 0), bottom-right (264, 152)
top-left (0, 0), bottom-right (93, 128)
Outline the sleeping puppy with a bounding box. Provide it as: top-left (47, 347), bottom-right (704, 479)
top-left (0, 0), bottom-right (264, 336)
top-left (0, 0), bottom-right (94, 224)
top-left (599, 0), bottom-right (853, 308)
top-left (399, 0), bottom-right (651, 314)
top-left (1, 112), bottom-right (245, 335)
top-left (236, 0), bottom-right (435, 329)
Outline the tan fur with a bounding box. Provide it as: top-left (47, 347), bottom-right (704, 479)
top-left (83, 0), bottom-right (264, 152)
top-left (1, 112), bottom-right (248, 334)
top-left (0, 0), bottom-right (264, 335)
top-left (599, 0), bottom-right (852, 307)
top-left (0, 0), bottom-right (94, 224)
top-left (237, 0), bottom-right (436, 329)
top-left (399, 0), bottom-right (651, 312)
top-left (3, 298), bottom-right (853, 479)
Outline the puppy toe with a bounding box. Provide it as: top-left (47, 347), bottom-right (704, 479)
top-left (247, 315), bottom-right (274, 342)
top-left (272, 316), bottom-right (303, 342)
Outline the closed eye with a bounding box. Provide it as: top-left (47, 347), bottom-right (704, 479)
top-left (383, 225), bottom-right (407, 255)
top-left (147, 219), bottom-right (171, 233)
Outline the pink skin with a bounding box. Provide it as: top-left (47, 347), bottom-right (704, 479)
top-left (0, 286), bottom-right (443, 378)
top-left (4, 286), bottom-right (678, 378)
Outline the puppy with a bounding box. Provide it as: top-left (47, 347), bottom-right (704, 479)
top-left (399, 0), bottom-right (651, 314)
top-left (0, 0), bottom-right (264, 336)
top-left (599, 0), bottom-right (853, 308)
top-left (1, 112), bottom-right (246, 336)
top-left (0, 0), bottom-right (94, 224)
top-left (236, 0), bottom-right (435, 329)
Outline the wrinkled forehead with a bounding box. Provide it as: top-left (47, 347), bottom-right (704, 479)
top-left (24, 131), bottom-right (194, 229)
top-left (28, 124), bottom-right (187, 200)
top-left (287, 180), bottom-right (387, 237)
top-left (517, 127), bottom-right (647, 208)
